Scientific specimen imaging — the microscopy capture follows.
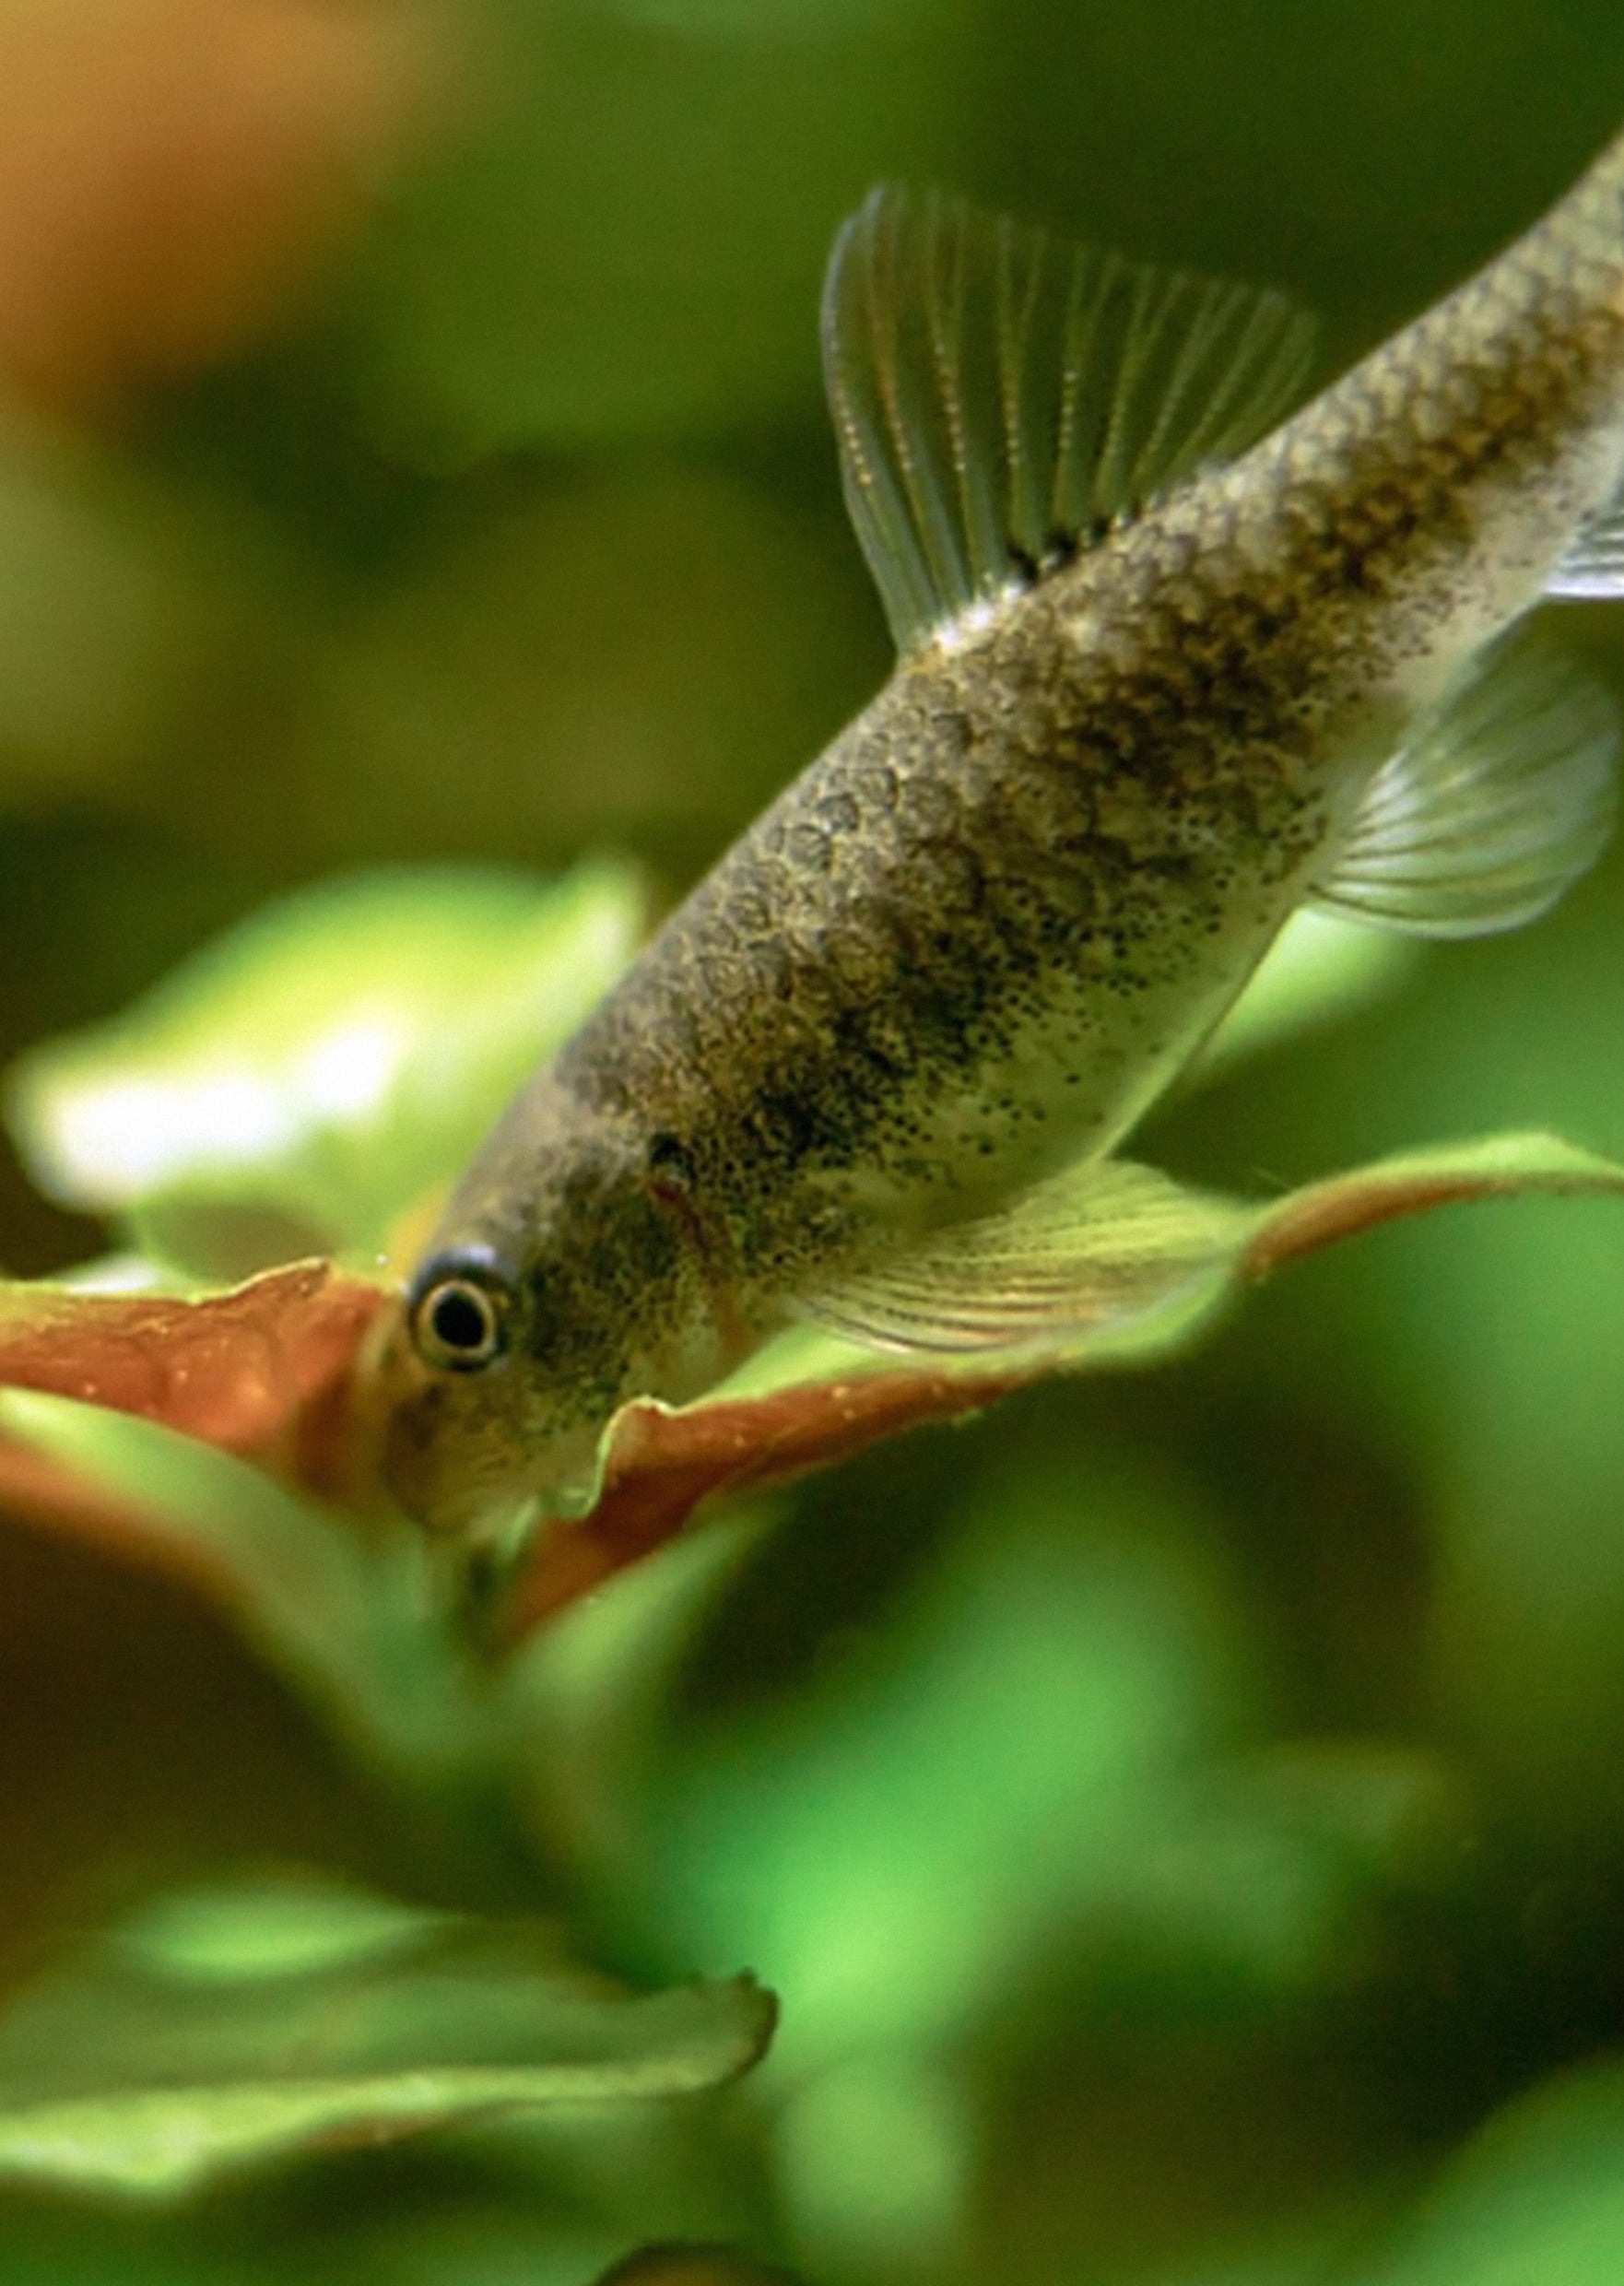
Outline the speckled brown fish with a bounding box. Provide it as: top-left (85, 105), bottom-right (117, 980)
top-left (383, 134), bottom-right (1624, 1531)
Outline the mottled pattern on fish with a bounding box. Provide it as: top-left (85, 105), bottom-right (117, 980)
top-left (382, 124), bottom-right (1624, 1528)
top-left (559, 142), bottom-right (1624, 1274)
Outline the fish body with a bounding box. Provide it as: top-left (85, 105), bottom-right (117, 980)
top-left (384, 127), bottom-right (1624, 1530)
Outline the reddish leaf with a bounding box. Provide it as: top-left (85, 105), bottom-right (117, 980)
top-left (1, 1132), bottom-right (1618, 1667)
top-left (1239, 1157), bottom-right (1577, 1278)
top-left (0, 1264), bottom-right (387, 1487)
top-left (0, 1268), bottom-right (421, 1756)
top-left (500, 1366), bottom-right (1034, 1636)
top-left (498, 1133), bottom-right (1624, 1640)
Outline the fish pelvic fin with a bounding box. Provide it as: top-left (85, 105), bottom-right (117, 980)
top-left (1311, 627), bottom-right (1619, 939)
top-left (794, 1158), bottom-right (1247, 1355)
top-left (821, 183), bottom-right (1317, 654)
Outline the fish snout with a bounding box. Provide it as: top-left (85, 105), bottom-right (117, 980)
top-left (373, 1302), bottom-right (606, 1536)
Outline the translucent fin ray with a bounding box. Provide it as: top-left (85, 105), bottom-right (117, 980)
top-left (1548, 503), bottom-right (1624, 599)
top-left (795, 1159), bottom-right (1247, 1355)
top-left (821, 183), bottom-right (1317, 652)
top-left (1311, 630), bottom-right (1619, 939)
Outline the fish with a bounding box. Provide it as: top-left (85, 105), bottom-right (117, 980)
top-left (381, 128), bottom-right (1624, 1533)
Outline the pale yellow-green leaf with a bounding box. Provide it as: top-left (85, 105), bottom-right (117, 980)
top-left (6, 860), bottom-right (645, 1279)
top-left (0, 1878), bottom-right (774, 2198)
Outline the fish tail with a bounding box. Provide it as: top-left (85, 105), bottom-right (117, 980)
top-left (1571, 118), bottom-right (1624, 200)
top-left (1304, 117), bottom-right (1624, 489)
top-left (1565, 116), bottom-right (1624, 210)
top-left (1509, 120), bottom-right (1624, 301)
top-left (1460, 120), bottom-right (1624, 473)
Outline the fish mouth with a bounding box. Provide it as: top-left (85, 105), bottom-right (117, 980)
top-left (372, 1313), bottom-right (606, 1537)
top-left (368, 1314), bottom-right (504, 1534)
top-left (380, 1390), bottom-right (524, 1538)
top-left (382, 1407), bottom-right (502, 1536)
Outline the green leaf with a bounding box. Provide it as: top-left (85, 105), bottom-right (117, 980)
top-left (0, 1386), bottom-right (471, 1779)
top-left (1368, 2057), bottom-right (1624, 2284)
top-left (6, 861), bottom-right (644, 1279)
top-left (0, 1877), bottom-right (775, 2198)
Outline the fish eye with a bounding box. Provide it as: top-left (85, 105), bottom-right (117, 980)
top-left (406, 1254), bottom-right (513, 1373)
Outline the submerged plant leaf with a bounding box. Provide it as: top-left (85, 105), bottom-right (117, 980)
top-left (0, 867), bottom-right (1398, 1294)
top-left (0, 1260), bottom-right (383, 1476)
top-left (0, 1875), bottom-right (774, 2198)
top-left (0, 1127), bottom-right (1619, 1690)
top-left (0, 1387), bottom-right (461, 1773)
top-left (1365, 2055), bottom-right (1624, 2284)
top-left (497, 1131), bottom-right (1624, 1635)
top-left (6, 861), bottom-right (645, 1279)
top-left (0, 1265), bottom-right (444, 1767)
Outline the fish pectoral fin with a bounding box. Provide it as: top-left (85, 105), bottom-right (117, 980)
top-left (1310, 627), bottom-right (1619, 939)
top-left (794, 1158), bottom-right (1248, 1355)
top-left (821, 183), bottom-right (1317, 654)
top-left (1548, 500), bottom-right (1624, 598)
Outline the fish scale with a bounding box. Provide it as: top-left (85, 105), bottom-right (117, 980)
top-left (382, 124), bottom-right (1624, 1532)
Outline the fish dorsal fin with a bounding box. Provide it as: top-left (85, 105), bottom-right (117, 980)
top-left (1311, 629), bottom-right (1618, 940)
top-left (1548, 499), bottom-right (1624, 598)
top-left (821, 183), bottom-right (1317, 653)
top-left (796, 1158), bottom-right (1246, 1355)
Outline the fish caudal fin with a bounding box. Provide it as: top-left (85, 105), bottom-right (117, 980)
top-left (822, 183), bottom-right (1317, 653)
top-left (1311, 628), bottom-right (1619, 938)
top-left (795, 1158), bottom-right (1247, 1355)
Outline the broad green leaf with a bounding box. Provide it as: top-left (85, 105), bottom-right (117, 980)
top-left (1367, 2056), bottom-right (1624, 2284)
top-left (6, 861), bottom-right (644, 1279)
top-left (0, 1385), bottom-right (471, 1778)
top-left (0, 841), bottom-right (1415, 1302)
top-left (0, 1877), bottom-right (774, 2198)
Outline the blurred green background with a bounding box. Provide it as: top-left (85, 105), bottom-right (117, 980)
top-left (6, 0), bottom-right (1624, 2280)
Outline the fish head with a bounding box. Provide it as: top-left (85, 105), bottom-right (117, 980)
top-left (377, 1090), bottom-right (702, 1533)
top-left (376, 1235), bottom-right (610, 1536)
